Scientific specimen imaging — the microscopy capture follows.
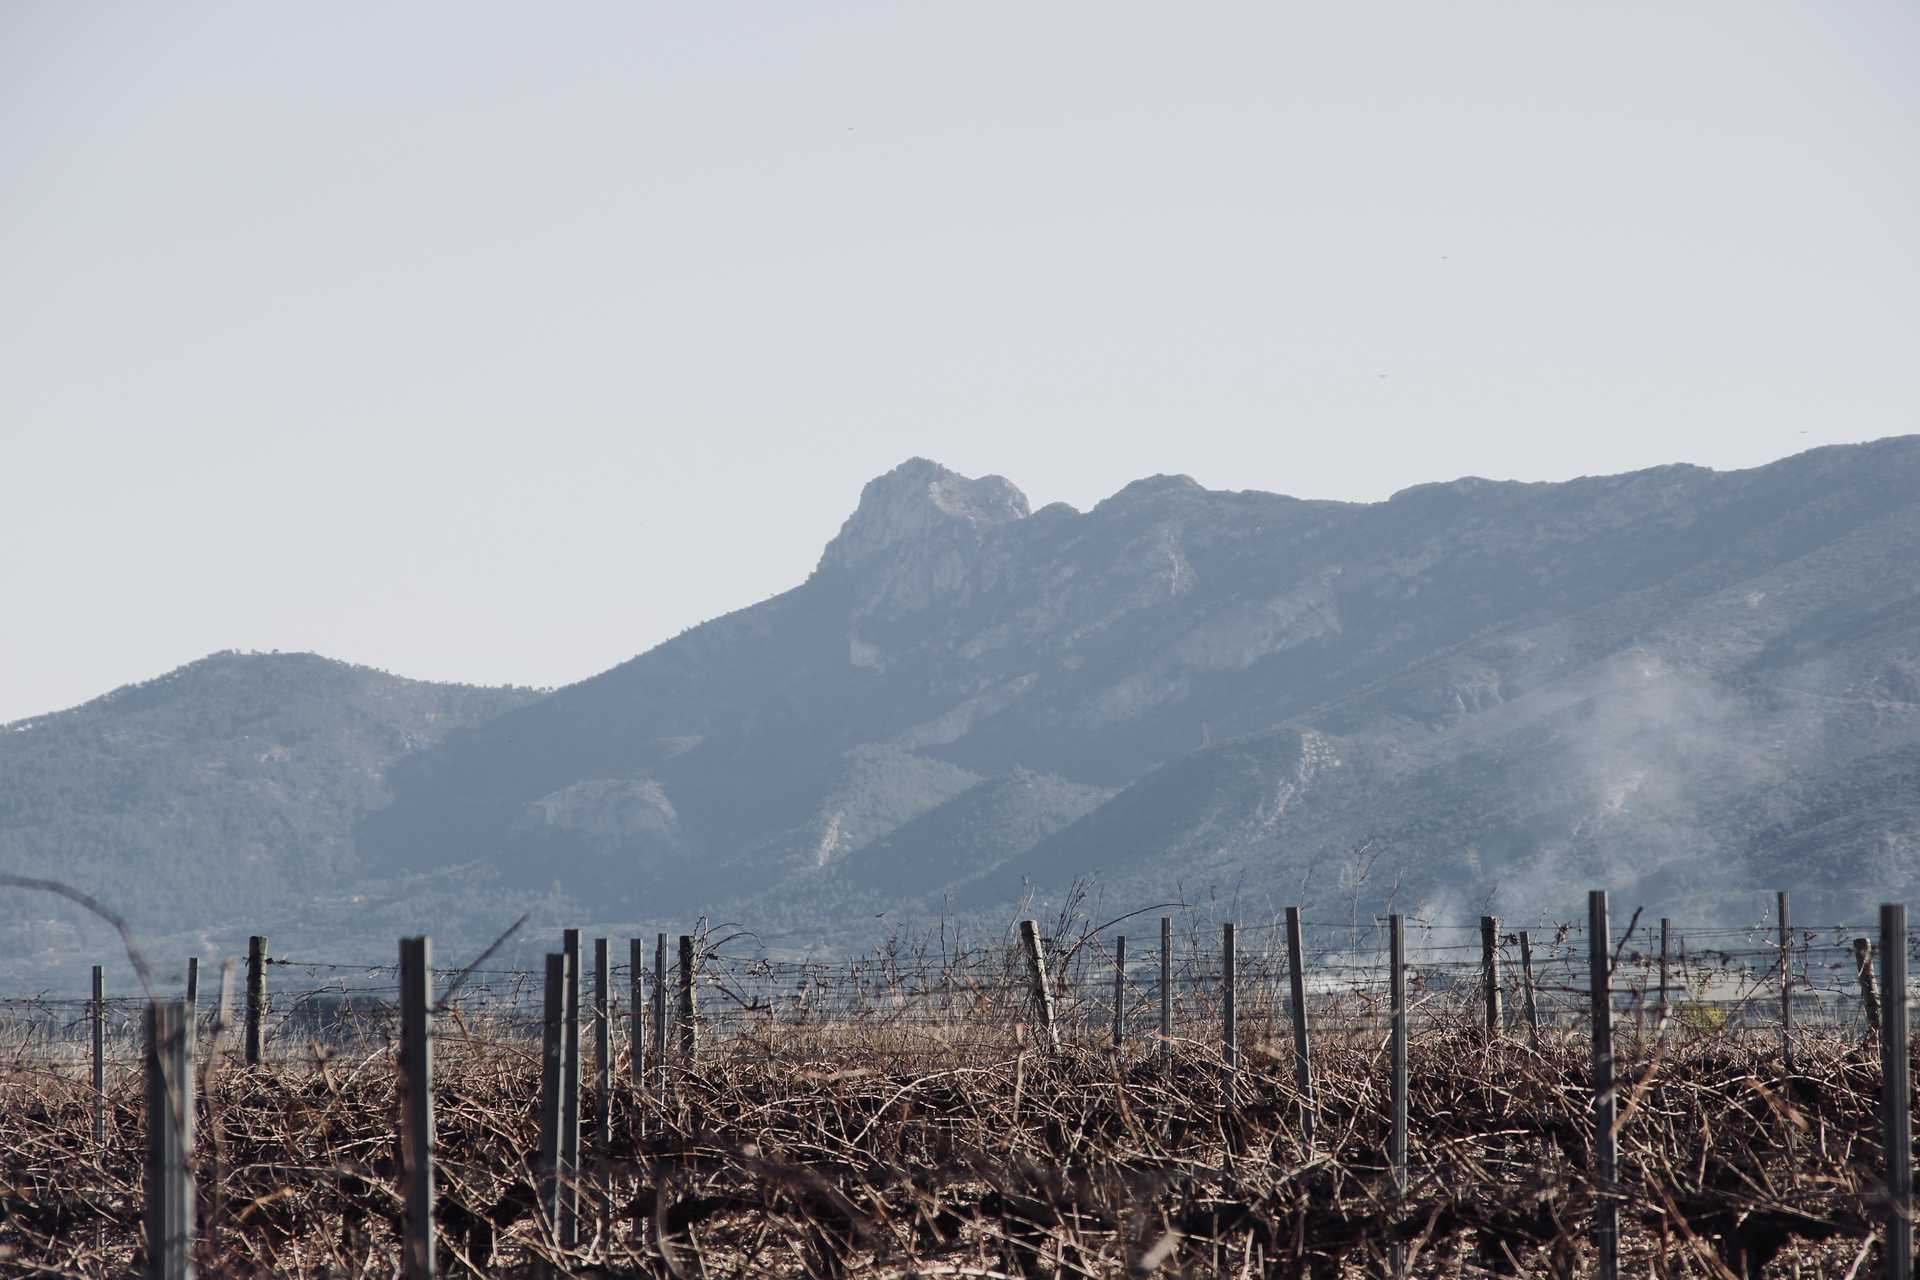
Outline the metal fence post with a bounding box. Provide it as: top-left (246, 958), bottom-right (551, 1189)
top-left (1881, 903), bottom-right (1912, 1280)
top-left (92, 964), bottom-right (106, 1252)
top-left (560, 930), bottom-right (581, 1248)
top-left (1389, 913), bottom-right (1407, 1279)
top-left (92, 965), bottom-right (106, 1148)
top-left (1589, 890), bottom-right (1618, 1280)
top-left (1111, 935), bottom-right (1126, 1049)
top-left (593, 937), bottom-right (611, 1243)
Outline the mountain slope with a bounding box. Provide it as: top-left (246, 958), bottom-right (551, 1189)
top-left (0, 653), bottom-right (540, 967)
top-left (740, 767), bottom-right (1118, 930)
top-left (10, 440), bottom-right (1920, 979)
top-left (357, 438), bottom-right (1920, 934)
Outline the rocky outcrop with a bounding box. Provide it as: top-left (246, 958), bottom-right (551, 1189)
top-left (816, 458), bottom-right (1028, 575)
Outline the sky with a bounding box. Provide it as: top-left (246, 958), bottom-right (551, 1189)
top-left (2, 1), bottom-right (1916, 724)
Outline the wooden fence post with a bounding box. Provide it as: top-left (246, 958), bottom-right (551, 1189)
top-left (1519, 930), bottom-right (1540, 1049)
top-left (1111, 936), bottom-right (1126, 1049)
top-left (1589, 890), bottom-right (1618, 1280)
top-left (1019, 920), bottom-right (1060, 1052)
top-left (1389, 913), bottom-right (1408, 1280)
top-left (1222, 922), bottom-right (1238, 1104)
top-left (244, 935), bottom-right (267, 1066)
top-left (536, 953), bottom-right (567, 1247)
top-left (1778, 891), bottom-right (1794, 1073)
top-left (654, 934), bottom-right (669, 1096)
top-left (594, 939), bottom-right (610, 1105)
top-left (1480, 916), bottom-right (1502, 1039)
top-left (1857, 937), bottom-right (1881, 1036)
top-left (144, 998), bottom-right (195, 1280)
top-left (1285, 906), bottom-right (1315, 1148)
top-left (184, 958), bottom-right (198, 1026)
top-left (1881, 903), bottom-right (1912, 1280)
top-left (398, 937), bottom-right (435, 1280)
top-left (198, 960), bottom-right (230, 1249)
top-left (1159, 916), bottom-right (1173, 1063)
top-left (678, 935), bottom-right (698, 1061)
top-left (560, 930), bottom-right (581, 1249)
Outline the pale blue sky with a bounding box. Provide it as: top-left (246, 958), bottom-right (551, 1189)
top-left (3, 1), bottom-right (1916, 723)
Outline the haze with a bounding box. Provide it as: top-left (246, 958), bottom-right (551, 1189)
top-left (3, 1), bottom-right (1915, 725)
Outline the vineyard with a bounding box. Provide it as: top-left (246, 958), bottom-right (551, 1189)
top-left (1, 894), bottom-right (1915, 1278)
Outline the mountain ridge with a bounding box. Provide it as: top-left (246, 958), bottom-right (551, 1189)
top-left (6, 438), bottom-right (1920, 982)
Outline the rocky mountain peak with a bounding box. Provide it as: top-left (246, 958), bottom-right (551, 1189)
top-left (817, 458), bottom-right (1029, 574)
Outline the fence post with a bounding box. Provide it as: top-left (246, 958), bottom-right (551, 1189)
top-left (1159, 916), bottom-right (1173, 1063)
top-left (1389, 913), bottom-right (1407, 1280)
top-left (594, 937), bottom-right (611, 1244)
top-left (144, 998), bottom-right (195, 1280)
top-left (560, 929), bottom-right (581, 1249)
top-left (1018, 920), bottom-right (1060, 1052)
top-left (1285, 906), bottom-right (1315, 1148)
top-left (628, 939), bottom-right (646, 1094)
top-left (398, 936), bottom-right (435, 1280)
top-left (1658, 919), bottom-right (1670, 1018)
top-left (92, 965), bottom-right (106, 1148)
top-left (244, 935), bottom-right (267, 1066)
top-left (536, 953), bottom-right (566, 1247)
top-left (1222, 922), bottom-right (1238, 1104)
top-left (1589, 890), bottom-right (1618, 1280)
top-left (203, 963), bottom-right (232, 1255)
top-left (1519, 930), bottom-right (1540, 1049)
top-left (1882, 904), bottom-right (1913, 1280)
top-left (214, 960), bottom-right (235, 1058)
top-left (92, 964), bottom-right (106, 1251)
top-left (1111, 936), bottom-right (1126, 1049)
top-left (1857, 937), bottom-right (1881, 1036)
top-left (678, 935), bottom-right (698, 1061)
top-left (1480, 915), bottom-right (1502, 1039)
top-left (654, 934), bottom-right (669, 1097)
top-left (1777, 890), bottom-right (1797, 1074)
top-left (196, 965), bottom-right (226, 1262)
top-left (185, 957), bottom-right (199, 1026)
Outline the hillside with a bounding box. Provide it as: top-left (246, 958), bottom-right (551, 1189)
top-left (0, 653), bottom-right (540, 978)
top-left (358, 439), bottom-right (1920, 938)
top-left (7, 440), bottom-right (1920, 981)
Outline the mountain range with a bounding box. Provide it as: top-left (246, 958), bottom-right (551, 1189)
top-left (6, 439), bottom-right (1920, 983)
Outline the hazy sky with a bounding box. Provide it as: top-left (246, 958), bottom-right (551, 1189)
top-left (3, 2), bottom-right (1915, 724)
